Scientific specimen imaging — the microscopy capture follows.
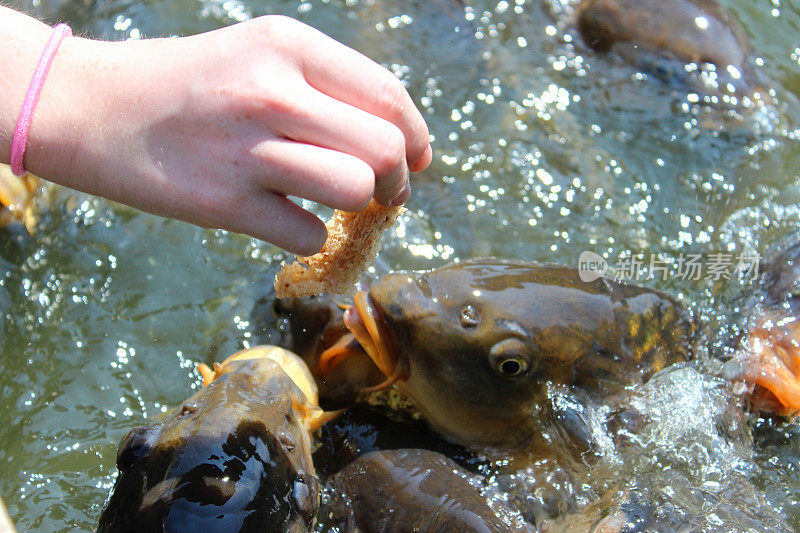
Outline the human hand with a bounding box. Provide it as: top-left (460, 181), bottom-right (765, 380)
top-left (15, 15), bottom-right (432, 254)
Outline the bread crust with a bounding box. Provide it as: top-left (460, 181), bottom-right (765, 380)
top-left (275, 200), bottom-right (404, 297)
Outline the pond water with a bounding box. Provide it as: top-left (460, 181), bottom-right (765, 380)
top-left (2, 0), bottom-right (800, 530)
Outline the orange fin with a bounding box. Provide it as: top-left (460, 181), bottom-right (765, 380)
top-left (359, 364), bottom-right (404, 393)
top-left (727, 319), bottom-right (800, 416)
top-left (308, 408), bottom-right (346, 431)
top-left (197, 363), bottom-right (215, 387)
top-left (318, 333), bottom-right (360, 374)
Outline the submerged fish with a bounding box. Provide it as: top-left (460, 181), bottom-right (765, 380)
top-left (326, 448), bottom-right (533, 532)
top-left (723, 241), bottom-right (800, 417)
top-left (320, 259), bottom-right (694, 450)
top-left (576, 0), bottom-right (760, 94)
top-left (312, 405), bottom-right (477, 479)
top-left (98, 346), bottom-right (329, 533)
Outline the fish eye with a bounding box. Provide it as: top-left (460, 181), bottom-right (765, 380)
top-left (460, 305), bottom-right (480, 329)
top-left (489, 338), bottom-right (531, 379)
top-left (499, 358), bottom-right (525, 376)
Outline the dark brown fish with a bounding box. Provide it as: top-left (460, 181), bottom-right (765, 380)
top-left (273, 294), bottom-right (385, 401)
top-left (273, 294), bottom-right (351, 364)
top-left (312, 405), bottom-right (478, 479)
top-left (98, 346), bottom-right (326, 533)
top-left (326, 448), bottom-right (533, 532)
top-left (321, 259), bottom-right (694, 450)
top-left (577, 0), bottom-right (759, 94)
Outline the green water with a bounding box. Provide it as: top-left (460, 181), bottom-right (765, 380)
top-left (2, 0), bottom-right (800, 530)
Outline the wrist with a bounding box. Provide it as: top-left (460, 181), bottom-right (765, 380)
top-left (22, 35), bottom-right (117, 187)
top-left (0, 7), bottom-right (53, 165)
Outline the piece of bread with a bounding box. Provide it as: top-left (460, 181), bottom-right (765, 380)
top-left (275, 200), bottom-right (404, 297)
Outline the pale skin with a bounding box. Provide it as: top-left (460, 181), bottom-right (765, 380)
top-left (0, 7), bottom-right (432, 255)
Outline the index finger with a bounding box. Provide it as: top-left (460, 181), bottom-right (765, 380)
top-left (296, 24), bottom-right (432, 173)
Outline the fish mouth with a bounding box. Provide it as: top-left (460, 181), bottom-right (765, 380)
top-left (318, 290), bottom-right (407, 392)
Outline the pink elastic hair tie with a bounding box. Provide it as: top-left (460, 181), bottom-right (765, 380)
top-left (10, 23), bottom-right (73, 177)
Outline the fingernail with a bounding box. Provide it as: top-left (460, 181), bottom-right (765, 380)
top-left (411, 144), bottom-right (433, 172)
top-left (390, 183), bottom-right (411, 206)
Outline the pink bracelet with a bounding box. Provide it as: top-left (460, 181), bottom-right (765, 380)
top-left (10, 23), bottom-right (73, 177)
